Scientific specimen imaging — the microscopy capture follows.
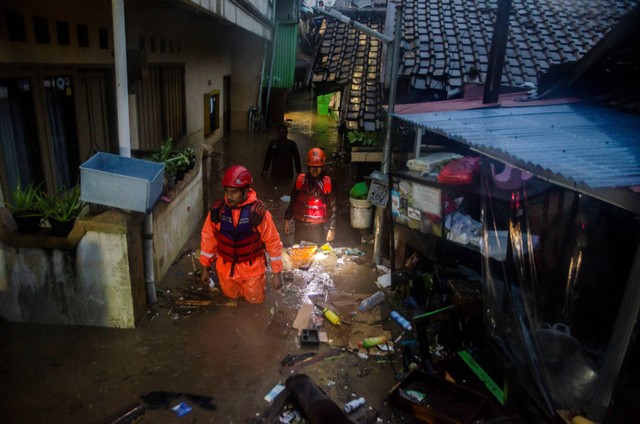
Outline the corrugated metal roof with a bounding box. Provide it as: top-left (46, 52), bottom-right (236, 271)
top-left (392, 89), bottom-right (583, 114)
top-left (392, 103), bottom-right (640, 189)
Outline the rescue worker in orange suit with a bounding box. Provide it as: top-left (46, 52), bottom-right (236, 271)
top-left (283, 147), bottom-right (337, 245)
top-left (200, 165), bottom-right (283, 304)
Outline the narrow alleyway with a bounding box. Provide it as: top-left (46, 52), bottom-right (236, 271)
top-left (0, 92), bottom-right (416, 423)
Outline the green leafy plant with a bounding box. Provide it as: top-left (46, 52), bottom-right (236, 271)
top-left (164, 161), bottom-right (178, 178)
top-left (44, 185), bottom-right (86, 222)
top-left (183, 146), bottom-right (196, 169)
top-left (347, 130), bottom-right (384, 148)
top-left (149, 137), bottom-right (175, 163)
top-left (3, 182), bottom-right (46, 217)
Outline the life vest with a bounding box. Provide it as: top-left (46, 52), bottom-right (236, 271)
top-left (210, 200), bottom-right (266, 272)
top-left (292, 174), bottom-right (332, 224)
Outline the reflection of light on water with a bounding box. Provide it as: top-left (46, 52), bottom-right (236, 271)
top-left (279, 264), bottom-right (335, 308)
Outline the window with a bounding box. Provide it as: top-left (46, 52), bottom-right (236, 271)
top-left (33, 16), bottom-right (50, 44)
top-left (134, 65), bottom-right (185, 150)
top-left (99, 27), bottom-right (108, 49)
top-left (56, 20), bottom-right (70, 45)
top-left (43, 76), bottom-right (80, 187)
top-left (77, 23), bottom-right (89, 47)
top-left (0, 78), bottom-right (43, 195)
top-left (6, 11), bottom-right (27, 42)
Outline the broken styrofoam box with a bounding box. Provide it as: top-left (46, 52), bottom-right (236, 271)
top-left (80, 152), bottom-right (164, 213)
top-left (376, 272), bottom-right (392, 288)
top-left (406, 152), bottom-right (462, 173)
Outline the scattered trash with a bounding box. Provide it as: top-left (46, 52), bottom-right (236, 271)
top-left (376, 264), bottom-right (390, 273)
top-left (300, 328), bottom-right (320, 345)
top-left (390, 310), bottom-right (413, 331)
top-left (264, 384), bottom-right (286, 403)
top-left (101, 402), bottom-right (145, 424)
top-left (345, 248), bottom-right (365, 256)
top-left (359, 336), bottom-right (387, 348)
top-left (376, 273), bottom-right (391, 288)
top-left (140, 391), bottom-right (216, 411)
top-left (320, 242), bottom-right (334, 252)
top-left (280, 353), bottom-right (316, 367)
top-left (171, 401), bottom-right (192, 417)
top-left (344, 397), bottom-right (366, 413)
top-left (312, 302), bottom-right (341, 326)
top-left (277, 408), bottom-right (302, 423)
top-left (358, 291), bottom-right (386, 312)
top-left (377, 343), bottom-right (394, 353)
top-left (399, 388), bottom-right (426, 404)
top-left (280, 195), bottom-right (291, 202)
top-left (333, 247), bottom-right (366, 257)
top-left (289, 245), bottom-right (317, 269)
top-left (174, 299), bottom-right (214, 307)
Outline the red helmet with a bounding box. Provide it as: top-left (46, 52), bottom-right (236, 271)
top-left (306, 147), bottom-right (326, 166)
top-left (222, 165), bottom-right (253, 188)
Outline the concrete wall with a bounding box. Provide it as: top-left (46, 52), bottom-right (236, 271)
top-left (1, 0), bottom-right (271, 147)
top-left (0, 209), bottom-right (146, 328)
top-left (0, 152), bottom-right (204, 328)
top-left (152, 153), bottom-right (204, 280)
top-left (0, 0), bottom-right (114, 64)
top-left (229, 30), bottom-right (267, 131)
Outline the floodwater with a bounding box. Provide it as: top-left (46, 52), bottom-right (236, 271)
top-left (0, 92), bottom-right (414, 423)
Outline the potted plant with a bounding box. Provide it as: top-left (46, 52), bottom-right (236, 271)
top-left (165, 162), bottom-right (178, 188)
top-left (44, 185), bottom-right (86, 237)
top-left (183, 146), bottom-right (196, 170)
top-left (149, 137), bottom-right (174, 163)
top-left (2, 182), bottom-right (46, 233)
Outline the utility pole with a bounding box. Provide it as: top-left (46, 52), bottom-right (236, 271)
top-left (316, 3), bottom-right (403, 265)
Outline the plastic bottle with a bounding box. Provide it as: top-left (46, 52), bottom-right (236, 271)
top-left (344, 397), bottom-right (365, 413)
top-left (322, 307), bottom-right (341, 326)
top-left (357, 291), bottom-right (385, 312)
top-left (358, 336), bottom-right (387, 348)
top-left (390, 310), bottom-right (413, 331)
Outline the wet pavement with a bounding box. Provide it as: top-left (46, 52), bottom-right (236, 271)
top-left (0, 92), bottom-right (418, 423)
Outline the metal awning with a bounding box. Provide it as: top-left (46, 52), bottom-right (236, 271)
top-left (392, 102), bottom-right (640, 214)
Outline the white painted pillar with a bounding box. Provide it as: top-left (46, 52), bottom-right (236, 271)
top-left (112, 0), bottom-right (131, 158)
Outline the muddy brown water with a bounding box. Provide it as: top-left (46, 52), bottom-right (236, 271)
top-left (0, 93), bottom-right (420, 423)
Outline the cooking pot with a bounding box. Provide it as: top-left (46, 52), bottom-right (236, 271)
top-left (533, 323), bottom-right (580, 368)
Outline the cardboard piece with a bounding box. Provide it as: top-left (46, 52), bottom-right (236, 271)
top-left (292, 304), bottom-right (314, 330)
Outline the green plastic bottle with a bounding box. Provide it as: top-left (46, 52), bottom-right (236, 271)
top-left (358, 336), bottom-right (387, 348)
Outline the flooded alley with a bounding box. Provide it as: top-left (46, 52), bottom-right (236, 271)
top-left (0, 92), bottom-right (413, 423)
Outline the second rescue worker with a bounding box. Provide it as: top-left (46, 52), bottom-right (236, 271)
top-left (284, 147), bottom-right (337, 245)
top-left (200, 165), bottom-right (283, 304)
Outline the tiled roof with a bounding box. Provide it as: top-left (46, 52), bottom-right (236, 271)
top-left (311, 0), bottom-right (637, 131)
top-left (312, 12), bottom-right (387, 131)
top-left (402, 0), bottom-right (637, 94)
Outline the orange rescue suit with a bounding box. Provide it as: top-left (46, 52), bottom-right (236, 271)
top-left (200, 189), bottom-right (282, 303)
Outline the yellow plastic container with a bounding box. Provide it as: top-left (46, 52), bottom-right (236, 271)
top-left (322, 307), bottom-right (341, 326)
top-left (290, 245), bottom-right (317, 268)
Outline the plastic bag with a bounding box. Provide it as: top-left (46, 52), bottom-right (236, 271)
top-left (437, 156), bottom-right (481, 185)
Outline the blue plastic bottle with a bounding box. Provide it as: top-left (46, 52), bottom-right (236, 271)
top-left (390, 310), bottom-right (413, 331)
